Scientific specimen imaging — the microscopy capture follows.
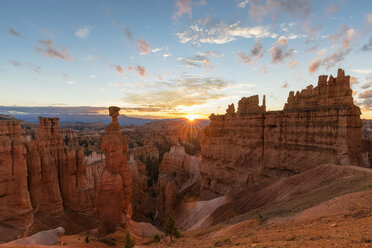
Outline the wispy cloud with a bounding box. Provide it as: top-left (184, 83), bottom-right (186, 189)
top-left (124, 27), bottom-right (133, 40)
top-left (308, 48), bottom-right (351, 73)
top-left (237, 39), bottom-right (265, 65)
top-left (138, 39), bottom-right (151, 55)
top-left (9, 59), bottom-right (23, 67)
top-left (269, 36), bottom-right (293, 64)
top-left (178, 50), bottom-right (220, 69)
top-left (67, 80), bottom-right (76, 85)
top-left (173, 0), bottom-right (193, 19)
top-left (248, 0), bottom-right (311, 22)
top-left (177, 17), bottom-right (277, 45)
top-left (351, 69), bottom-right (372, 74)
top-left (361, 81), bottom-right (372, 89)
top-left (238, 0), bottom-right (250, 8)
top-left (128, 65), bottom-right (146, 77)
top-left (367, 13), bottom-right (372, 24)
top-left (362, 34), bottom-right (372, 51)
top-left (359, 89), bottom-right (372, 98)
top-left (115, 65), bottom-right (123, 74)
top-left (35, 40), bottom-right (73, 61)
top-left (90, 74), bottom-right (97, 79)
top-left (123, 76), bottom-right (229, 109)
top-left (7, 27), bottom-right (21, 37)
top-left (308, 25), bottom-right (355, 73)
top-left (75, 26), bottom-right (93, 39)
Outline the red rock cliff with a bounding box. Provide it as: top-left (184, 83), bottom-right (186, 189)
top-left (201, 69), bottom-right (363, 198)
top-left (0, 120), bottom-right (32, 223)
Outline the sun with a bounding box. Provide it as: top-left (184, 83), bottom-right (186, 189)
top-left (185, 114), bottom-right (200, 121)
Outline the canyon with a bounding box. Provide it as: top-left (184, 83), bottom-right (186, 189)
top-left (0, 69), bottom-right (371, 247)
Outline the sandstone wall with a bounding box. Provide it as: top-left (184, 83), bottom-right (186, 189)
top-left (201, 69), bottom-right (364, 197)
top-left (0, 117), bottom-right (101, 228)
top-left (0, 120), bottom-right (32, 222)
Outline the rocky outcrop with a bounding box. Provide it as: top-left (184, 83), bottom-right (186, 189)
top-left (96, 106), bottom-right (132, 234)
top-left (26, 117), bottom-right (64, 215)
top-left (157, 145), bottom-right (201, 218)
top-left (0, 120), bottom-right (32, 223)
top-left (25, 117), bottom-right (96, 216)
top-left (201, 69), bottom-right (364, 198)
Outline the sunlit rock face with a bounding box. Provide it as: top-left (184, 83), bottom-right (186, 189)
top-left (26, 117), bottom-right (64, 215)
top-left (26, 117), bottom-right (96, 216)
top-left (96, 106), bottom-right (132, 234)
top-left (201, 69), bottom-right (364, 198)
top-left (0, 120), bottom-right (32, 223)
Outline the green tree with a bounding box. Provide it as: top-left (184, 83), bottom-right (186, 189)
top-left (124, 232), bottom-right (135, 248)
top-left (165, 217), bottom-right (180, 242)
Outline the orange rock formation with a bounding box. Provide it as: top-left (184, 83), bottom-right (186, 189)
top-left (201, 69), bottom-right (364, 198)
top-left (96, 106), bottom-right (132, 234)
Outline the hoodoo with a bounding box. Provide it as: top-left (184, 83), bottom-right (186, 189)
top-left (96, 106), bottom-right (133, 234)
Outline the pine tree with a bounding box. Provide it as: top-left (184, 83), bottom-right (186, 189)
top-left (165, 217), bottom-right (180, 242)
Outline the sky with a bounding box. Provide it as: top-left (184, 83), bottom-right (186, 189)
top-left (1, 0), bottom-right (372, 119)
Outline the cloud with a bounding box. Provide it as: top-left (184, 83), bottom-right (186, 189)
top-left (136, 65), bottom-right (146, 76)
top-left (116, 65), bottom-right (124, 74)
top-left (324, 3), bottom-right (339, 16)
top-left (128, 65), bottom-right (146, 77)
top-left (308, 26), bottom-right (355, 74)
top-left (351, 69), bottom-right (372, 74)
top-left (7, 27), bottom-right (21, 37)
top-left (250, 40), bottom-right (265, 58)
top-left (179, 51), bottom-right (220, 69)
top-left (90, 74), bottom-right (97, 79)
top-left (177, 17), bottom-right (277, 45)
top-left (308, 48), bottom-right (351, 74)
top-left (123, 76), bottom-right (229, 109)
top-left (350, 77), bottom-right (359, 85)
top-left (9, 59), bottom-right (23, 67)
top-left (275, 36), bottom-right (288, 45)
top-left (122, 107), bottom-right (162, 113)
top-left (367, 13), bottom-right (372, 24)
top-left (238, 0), bottom-right (250, 8)
top-left (237, 40), bottom-right (266, 65)
top-left (328, 25), bottom-right (355, 49)
top-left (173, 0), bottom-right (192, 19)
top-left (269, 46), bottom-right (293, 64)
top-left (281, 82), bottom-right (288, 88)
top-left (124, 27), bottom-right (133, 40)
top-left (361, 81), bottom-right (372, 89)
top-left (308, 57), bottom-right (321, 73)
top-left (35, 40), bottom-right (73, 61)
top-left (248, 0), bottom-right (311, 22)
top-left (362, 34), bottom-right (372, 51)
top-left (67, 80), bottom-right (76, 85)
top-left (75, 26), bottom-right (93, 39)
top-left (237, 52), bottom-right (250, 64)
top-left (152, 48), bottom-right (163, 53)
top-left (137, 39), bottom-right (151, 55)
top-left (359, 89), bottom-right (372, 99)
top-left (289, 59), bottom-right (299, 68)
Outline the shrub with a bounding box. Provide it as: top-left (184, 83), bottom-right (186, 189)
top-left (124, 232), bottom-right (135, 248)
top-left (152, 234), bottom-right (161, 243)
